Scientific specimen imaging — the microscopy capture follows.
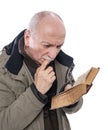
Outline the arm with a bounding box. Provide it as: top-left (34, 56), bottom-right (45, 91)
top-left (59, 83), bottom-right (83, 114)
top-left (0, 59), bottom-right (55, 130)
top-left (0, 76), bottom-right (45, 130)
top-left (62, 97), bottom-right (83, 114)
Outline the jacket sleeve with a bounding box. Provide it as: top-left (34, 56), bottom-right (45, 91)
top-left (0, 71), bottom-right (46, 130)
top-left (62, 97), bottom-right (83, 114)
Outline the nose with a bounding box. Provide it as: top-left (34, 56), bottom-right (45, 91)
top-left (48, 48), bottom-right (58, 59)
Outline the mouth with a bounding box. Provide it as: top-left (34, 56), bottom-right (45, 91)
top-left (42, 57), bottom-right (54, 62)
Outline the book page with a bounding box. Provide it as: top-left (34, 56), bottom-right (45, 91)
top-left (73, 67), bottom-right (100, 86)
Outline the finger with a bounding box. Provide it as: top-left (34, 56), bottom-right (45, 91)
top-left (46, 66), bottom-right (53, 74)
top-left (50, 75), bottom-right (56, 82)
top-left (64, 84), bottom-right (72, 91)
top-left (40, 60), bottom-right (50, 70)
top-left (49, 71), bottom-right (55, 78)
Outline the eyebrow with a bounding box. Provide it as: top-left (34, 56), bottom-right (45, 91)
top-left (40, 41), bottom-right (64, 46)
top-left (40, 41), bottom-right (52, 44)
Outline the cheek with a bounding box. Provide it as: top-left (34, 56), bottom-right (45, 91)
top-left (29, 39), bottom-right (36, 49)
top-left (29, 40), bottom-right (47, 59)
top-left (32, 45), bottom-right (45, 59)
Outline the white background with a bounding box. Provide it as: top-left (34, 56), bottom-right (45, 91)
top-left (0, 0), bottom-right (108, 129)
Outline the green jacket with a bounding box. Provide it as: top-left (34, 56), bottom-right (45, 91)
top-left (0, 31), bottom-right (83, 130)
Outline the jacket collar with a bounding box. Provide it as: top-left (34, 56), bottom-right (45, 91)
top-left (56, 50), bottom-right (74, 68)
top-left (5, 30), bottom-right (25, 75)
top-left (5, 30), bottom-right (74, 75)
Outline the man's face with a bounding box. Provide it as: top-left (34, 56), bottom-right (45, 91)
top-left (24, 16), bottom-right (66, 64)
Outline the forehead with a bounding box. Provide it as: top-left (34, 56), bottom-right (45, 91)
top-left (36, 15), bottom-right (66, 38)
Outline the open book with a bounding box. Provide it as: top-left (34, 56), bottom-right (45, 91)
top-left (51, 67), bottom-right (100, 109)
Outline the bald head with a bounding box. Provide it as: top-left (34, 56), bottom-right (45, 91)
top-left (28, 11), bottom-right (66, 35)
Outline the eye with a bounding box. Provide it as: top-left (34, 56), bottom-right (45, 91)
top-left (57, 45), bottom-right (62, 49)
top-left (43, 44), bottom-right (51, 48)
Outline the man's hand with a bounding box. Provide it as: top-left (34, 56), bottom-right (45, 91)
top-left (34, 60), bottom-right (56, 94)
top-left (64, 84), bottom-right (72, 91)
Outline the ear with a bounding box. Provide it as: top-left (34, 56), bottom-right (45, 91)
top-left (24, 30), bottom-right (31, 47)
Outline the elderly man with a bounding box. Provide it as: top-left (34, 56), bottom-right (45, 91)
top-left (0, 11), bottom-right (83, 130)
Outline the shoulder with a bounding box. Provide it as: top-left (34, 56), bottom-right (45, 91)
top-left (0, 48), bottom-right (10, 68)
